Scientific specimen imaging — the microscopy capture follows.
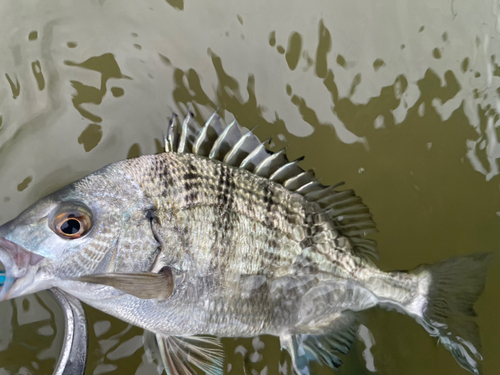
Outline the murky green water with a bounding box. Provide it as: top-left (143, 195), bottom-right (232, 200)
top-left (0, 0), bottom-right (499, 374)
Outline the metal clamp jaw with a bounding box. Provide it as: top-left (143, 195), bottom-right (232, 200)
top-left (49, 288), bottom-right (88, 375)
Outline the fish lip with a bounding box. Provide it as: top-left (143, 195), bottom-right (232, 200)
top-left (0, 237), bottom-right (44, 300)
top-left (0, 236), bottom-right (44, 269)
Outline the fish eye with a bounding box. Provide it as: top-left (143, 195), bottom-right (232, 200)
top-left (50, 202), bottom-right (93, 239)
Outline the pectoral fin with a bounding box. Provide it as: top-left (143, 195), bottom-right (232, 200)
top-left (75, 266), bottom-right (174, 300)
top-left (156, 334), bottom-right (224, 375)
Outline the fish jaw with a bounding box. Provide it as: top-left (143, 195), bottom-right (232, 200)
top-left (0, 236), bottom-right (48, 300)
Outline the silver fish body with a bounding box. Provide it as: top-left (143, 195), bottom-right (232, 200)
top-left (0, 111), bottom-right (491, 375)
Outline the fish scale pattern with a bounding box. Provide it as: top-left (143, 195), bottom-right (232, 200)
top-left (164, 109), bottom-right (378, 261)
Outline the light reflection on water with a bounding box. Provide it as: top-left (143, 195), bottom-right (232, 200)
top-left (0, 0), bottom-right (499, 374)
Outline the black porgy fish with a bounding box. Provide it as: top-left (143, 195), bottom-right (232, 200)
top-left (0, 109), bottom-right (491, 375)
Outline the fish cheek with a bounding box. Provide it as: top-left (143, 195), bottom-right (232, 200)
top-left (110, 210), bottom-right (160, 273)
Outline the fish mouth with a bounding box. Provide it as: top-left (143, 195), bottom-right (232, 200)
top-left (0, 261), bottom-right (5, 292)
top-left (0, 237), bottom-right (44, 301)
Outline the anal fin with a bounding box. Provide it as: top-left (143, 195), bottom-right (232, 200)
top-left (281, 312), bottom-right (359, 374)
top-left (156, 334), bottom-right (224, 375)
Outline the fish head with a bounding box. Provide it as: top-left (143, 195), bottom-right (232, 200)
top-left (0, 160), bottom-right (160, 300)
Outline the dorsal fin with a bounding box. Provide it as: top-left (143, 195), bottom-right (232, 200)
top-left (193, 112), bottom-right (225, 157)
top-left (164, 110), bottom-right (378, 260)
top-left (177, 110), bottom-right (200, 154)
top-left (164, 114), bottom-right (180, 153)
top-left (239, 137), bottom-right (273, 171)
top-left (269, 157), bottom-right (304, 183)
top-left (223, 126), bottom-right (260, 166)
top-left (209, 120), bottom-right (240, 161)
top-left (254, 148), bottom-right (288, 177)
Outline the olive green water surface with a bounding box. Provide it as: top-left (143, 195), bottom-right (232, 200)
top-left (0, 1), bottom-right (498, 374)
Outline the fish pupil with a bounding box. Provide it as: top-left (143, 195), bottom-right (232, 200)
top-left (61, 218), bottom-right (81, 235)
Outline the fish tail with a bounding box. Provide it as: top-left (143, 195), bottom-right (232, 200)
top-left (408, 252), bottom-right (492, 375)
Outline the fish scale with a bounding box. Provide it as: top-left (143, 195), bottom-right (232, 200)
top-left (108, 148), bottom-right (404, 339)
top-left (128, 152), bottom-right (327, 278)
top-left (0, 110), bottom-right (491, 375)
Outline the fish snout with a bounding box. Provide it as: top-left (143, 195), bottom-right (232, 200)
top-left (0, 237), bottom-right (45, 300)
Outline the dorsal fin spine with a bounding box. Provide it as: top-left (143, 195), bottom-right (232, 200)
top-left (317, 190), bottom-right (355, 205)
top-left (269, 157), bottom-right (304, 182)
top-left (224, 128), bottom-right (253, 158)
top-left (334, 221), bottom-right (376, 230)
top-left (239, 138), bottom-right (271, 170)
top-left (178, 111), bottom-right (195, 153)
top-left (325, 196), bottom-right (363, 209)
top-left (326, 205), bottom-right (369, 217)
top-left (338, 213), bottom-right (373, 221)
top-left (193, 111), bottom-right (221, 156)
top-left (165, 114), bottom-right (179, 153)
top-left (283, 170), bottom-right (316, 190)
top-left (295, 181), bottom-right (324, 195)
top-left (254, 148), bottom-right (287, 177)
top-left (305, 185), bottom-right (336, 201)
top-left (209, 120), bottom-right (238, 160)
top-left (223, 127), bottom-right (257, 166)
top-left (164, 109), bottom-right (379, 259)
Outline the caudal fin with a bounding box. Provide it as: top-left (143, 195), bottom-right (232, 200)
top-left (410, 253), bottom-right (492, 375)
